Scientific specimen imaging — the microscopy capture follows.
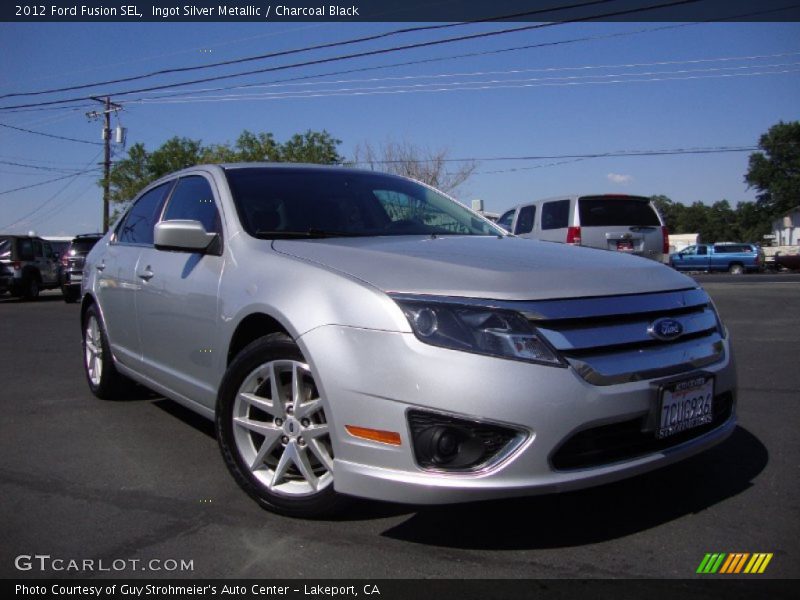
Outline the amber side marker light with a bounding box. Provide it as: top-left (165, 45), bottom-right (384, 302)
top-left (345, 425), bottom-right (402, 446)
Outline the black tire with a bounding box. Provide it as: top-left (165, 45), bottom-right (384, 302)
top-left (216, 333), bottom-right (346, 518)
top-left (62, 288), bottom-right (79, 303)
top-left (23, 274), bottom-right (40, 300)
top-left (728, 263), bottom-right (744, 275)
top-left (82, 303), bottom-right (132, 399)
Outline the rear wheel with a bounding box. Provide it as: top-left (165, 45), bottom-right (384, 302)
top-left (216, 333), bottom-right (345, 518)
top-left (82, 304), bottom-right (132, 399)
top-left (23, 275), bottom-right (40, 300)
top-left (728, 263), bottom-right (744, 275)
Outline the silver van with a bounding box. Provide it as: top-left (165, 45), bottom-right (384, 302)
top-left (497, 194), bottom-right (669, 262)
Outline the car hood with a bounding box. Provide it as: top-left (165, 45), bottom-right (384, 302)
top-left (272, 235), bottom-right (694, 301)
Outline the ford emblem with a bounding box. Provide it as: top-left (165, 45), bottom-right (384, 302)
top-left (648, 318), bottom-right (684, 341)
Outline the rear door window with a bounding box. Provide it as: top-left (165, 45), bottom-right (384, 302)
top-left (514, 205), bottom-right (536, 234)
top-left (541, 200), bottom-right (570, 230)
top-left (18, 239), bottom-right (34, 261)
top-left (578, 196), bottom-right (661, 227)
top-left (117, 182), bottom-right (173, 246)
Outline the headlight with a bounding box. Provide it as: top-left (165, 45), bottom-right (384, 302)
top-left (394, 298), bottom-right (564, 366)
top-left (707, 295), bottom-right (728, 339)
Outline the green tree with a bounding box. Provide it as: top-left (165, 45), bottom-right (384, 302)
top-left (651, 194), bottom-right (771, 243)
top-left (104, 129), bottom-right (344, 208)
top-left (228, 130), bottom-right (280, 162)
top-left (650, 195), bottom-right (683, 232)
top-left (148, 137), bottom-right (204, 179)
top-left (706, 200), bottom-right (737, 242)
top-left (675, 201), bottom-right (712, 241)
top-left (280, 130), bottom-right (342, 163)
top-left (745, 120), bottom-right (800, 218)
top-left (733, 201), bottom-right (772, 242)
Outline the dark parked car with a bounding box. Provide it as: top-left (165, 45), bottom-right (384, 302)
top-left (775, 252), bottom-right (800, 271)
top-left (60, 234), bottom-right (103, 303)
top-left (0, 235), bottom-right (61, 299)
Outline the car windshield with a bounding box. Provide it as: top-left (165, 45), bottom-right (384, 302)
top-left (225, 167), bottom-right (502, 238)
top-left (578, 196), bottom-right (661, 227)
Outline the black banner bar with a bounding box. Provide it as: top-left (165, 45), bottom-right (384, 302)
top-left (3, 0), bottom-right (800, 23)
top-left (5, 579), bottom-right (800, 600)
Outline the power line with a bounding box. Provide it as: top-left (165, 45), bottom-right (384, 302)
top-left (0, 122), bottom-right (102, 145)
top-left (130, 64), bottom-right (800, 104)
top-left (0, 149), bottom-right (103, 231)
top-left (26, 175), bottom-right (100, 230)
top-left (351, 146), bottom-right (759, 166)
top-left (0, 167), bottom-right (101, 197)
top-left (132, 22), bottom-right (701, 103)
top-left (0, 0), bottom-right (619, 101)
top-left (130, 2), bottom-right (800, 105)
top-left (0, 0), bottom-right (704, 111)
top-left (0, 159), bottom-right (94, 173)
top-left (6, 22), bottom-right (337, 90)
top-left (134, 50), bottom-right (798, 100)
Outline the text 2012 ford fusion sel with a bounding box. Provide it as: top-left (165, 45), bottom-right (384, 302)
top-left (81, 164), bottom-right (736, 517)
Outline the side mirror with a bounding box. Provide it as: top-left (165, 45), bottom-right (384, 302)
top-left (154, 220), bottom-right (217, 253)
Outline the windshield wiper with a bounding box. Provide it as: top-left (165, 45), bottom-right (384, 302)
top-left (254, 229), bottom-right (370, 239)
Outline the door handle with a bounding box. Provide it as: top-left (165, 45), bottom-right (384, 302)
top-left (138, 267), bottom-right (154, 281)
top-left (96, 263), bottom-right (105, 272)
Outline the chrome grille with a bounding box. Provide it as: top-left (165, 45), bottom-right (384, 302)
top-left (67, 256), bottom-right (85, 269)
top-left (527, 288), bottom-right (725, 385)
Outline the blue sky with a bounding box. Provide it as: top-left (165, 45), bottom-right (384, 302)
top-left (1, 17), bottom-right (799, 235)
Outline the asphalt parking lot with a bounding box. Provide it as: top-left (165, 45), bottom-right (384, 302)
top-left (1, 274), bottom-right (798, 582)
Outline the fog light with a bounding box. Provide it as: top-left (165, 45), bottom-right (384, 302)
top-left (408, 410), bottom-right (524, 472)
top-left (412, 307), bottom-right (438, 337)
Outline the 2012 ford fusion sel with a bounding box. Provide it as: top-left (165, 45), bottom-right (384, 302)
top-left (81, 164), bottom-right (736, 517)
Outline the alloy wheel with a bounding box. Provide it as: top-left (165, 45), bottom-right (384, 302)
top-left (231, 359), bottom-right (333, 497)
top-left (84, 314), bottom-right (103, 387)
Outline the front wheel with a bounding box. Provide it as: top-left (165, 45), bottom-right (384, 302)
top-left (216, 334), bottom-right (345, 518)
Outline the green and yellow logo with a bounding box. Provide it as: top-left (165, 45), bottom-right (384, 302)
top-left (696, 553), bottom-right (773, 574)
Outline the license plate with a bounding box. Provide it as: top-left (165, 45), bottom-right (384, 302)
top-left (657, 376), bottom-right (714, 439)
top-left (616, 239), bottom-right (634, 251)
top-left (70, 274), bottom-right (82, 282)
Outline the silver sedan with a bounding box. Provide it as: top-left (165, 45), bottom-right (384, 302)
top-left (81, 164), bottom-right (736, 517)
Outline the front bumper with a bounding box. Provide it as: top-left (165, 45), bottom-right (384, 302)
top-left (298, 325), bottom-right (736, 505)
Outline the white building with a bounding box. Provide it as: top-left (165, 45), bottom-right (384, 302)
top-left (668, 233), bottom-right (700, 253)
top-left (771, 206), bottom-right (800, 246)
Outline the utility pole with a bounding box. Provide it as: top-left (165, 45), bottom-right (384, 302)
top-left (87, 97), bottom-right (123, 233)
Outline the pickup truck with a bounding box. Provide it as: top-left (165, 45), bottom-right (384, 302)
top-left (669, 243), bottom-right (764, 274)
